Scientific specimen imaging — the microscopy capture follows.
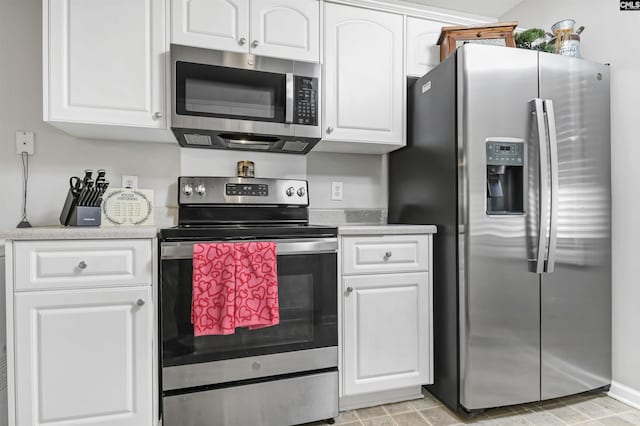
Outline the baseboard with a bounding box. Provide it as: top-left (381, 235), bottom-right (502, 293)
top-left (339, 386), bottom-right (423, 411)
top-left (608, 381), bottom-right (640, 409)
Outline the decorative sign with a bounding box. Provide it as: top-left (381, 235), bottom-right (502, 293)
top-left (101, 188), bottom-right (154, 226)
top-left (620, 1), bottom-right (640, 10)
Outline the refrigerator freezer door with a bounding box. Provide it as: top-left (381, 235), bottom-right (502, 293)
top-left (539, 53), bottom-right (612, 400)
top-left (458, 45), bottom-right (541, 410)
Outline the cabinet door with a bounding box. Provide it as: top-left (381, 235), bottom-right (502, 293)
top-left (250, 0), bottom-right (320, 62)
top-left (406, 17), bottom-right (451, 77)
top-left (15, 287), bottom-right (152, 426)
top-left (45, 0), bottom-right (165, 128)
top-left (171, 0), bottom-right (250, 53)
top-left (323, 3), bottom-right (404, 146)
top-left (343, 272), bottom-right (430, 396)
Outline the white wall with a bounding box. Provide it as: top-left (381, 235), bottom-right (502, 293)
top-left (0, 0), bottom-right (180, 229)
top-left (307, 152), bottom-right (387, 209)
top-left (502, 0), bottom-right (640, 406)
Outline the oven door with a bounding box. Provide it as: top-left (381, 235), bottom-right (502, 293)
top-left (160, 238), bottom-right (338, 390)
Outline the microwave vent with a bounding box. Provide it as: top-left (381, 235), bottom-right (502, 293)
top-left (184, 134), bottom-right (213, 146)
top-left (282, 141), bottom-right (309, 152)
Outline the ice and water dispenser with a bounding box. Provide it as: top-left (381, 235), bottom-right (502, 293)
top-left (486, 140), bottom-right (524, 215)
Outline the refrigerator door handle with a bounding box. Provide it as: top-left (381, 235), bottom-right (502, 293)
top-left (544, 99), bottom-right (559, 273)
top-left (532, 98), bottom-right (550, 274)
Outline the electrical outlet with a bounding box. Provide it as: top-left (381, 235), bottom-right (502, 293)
top-left (331, 181), bottom-right (343, 201)
top-left (15, 131), bottom-right (35, 155)
top-left (122, 175), bottom-right (138, 189)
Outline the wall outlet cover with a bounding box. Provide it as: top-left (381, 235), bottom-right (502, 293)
top-left (121, 175), bottom-right (138, 189)
top-left (15, 131), bottom-right (35, 155)
top-left (331, 181), bottom-right (343, 201)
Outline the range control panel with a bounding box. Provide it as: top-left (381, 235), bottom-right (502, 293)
top-left (293, 76), bottom-right (318, 126)
top-left (179, 177), bottom-right (309, 206)
top-left (226, 183), bottom-right (268, 197)
top-left (486, 141), bottom-right (524, 166)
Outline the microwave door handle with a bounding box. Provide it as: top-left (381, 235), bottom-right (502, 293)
top-left (285, 73), bottom-right (294, 124)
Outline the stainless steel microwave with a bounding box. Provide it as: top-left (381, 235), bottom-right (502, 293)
top-left (171, 44), bottom-right (321, 155)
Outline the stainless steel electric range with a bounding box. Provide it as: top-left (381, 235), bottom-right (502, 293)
top-left (159, 177), bottom-right (338, 426)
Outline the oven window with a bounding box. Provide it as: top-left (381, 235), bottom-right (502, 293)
top-left (161, 252), bottom-right (337, 367)
top-left (176, 61), bottom-right (286, 123)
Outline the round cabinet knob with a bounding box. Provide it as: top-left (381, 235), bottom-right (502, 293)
top-left (78, 261), bottom-right (87, 270)
top-left (183, 184), bottom-right (193, 196)
top-left (153, 112), bottom-right (163, 120)
top-left (195, 184), bottom-right (206, 196)
top-left (297, 187), bottom-right (306, 197)
top-left (252, 40), bottom-right (260, 48)
top-left (286, 187), bottom-right (295, 197)
top-left (136, 299), bottom-right (145, 307)
top-left (252, 361), bottom-right (261, 370)
top-left (346, 286), bottom-right (354, 294)
top-left (326, 126), bottom-right (334, 134)
top-left (384, 251), bottom-right (392, 260)
top-left (238, 37), bottom-right (247, 46)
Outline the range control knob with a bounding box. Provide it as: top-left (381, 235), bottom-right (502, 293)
top-left (195, 184), bottom-right (206, 196)
top-left (183, 183), bottom-right (193, 196)
top-left (297, 187), bottom-right (306, 197)
top-left (286, 187), bottom-right (295, 197)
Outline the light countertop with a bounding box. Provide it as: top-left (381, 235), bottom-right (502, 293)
top-left (0, 226), bottom-right (157, 241)
top-left (338, 224), bottom-right (437, 236)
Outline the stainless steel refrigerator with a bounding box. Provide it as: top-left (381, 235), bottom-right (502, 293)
top-left (389, 44), bottom-right (611, 413)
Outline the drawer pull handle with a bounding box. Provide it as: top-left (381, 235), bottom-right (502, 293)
top-left (136, 299), bottom-right (145, 307)
top-left (384, 251), bottom-right (392, 260)
top-left (78, 261), bottom-right (87, 270)
top-left (346, 286), bottom-right (354, 294)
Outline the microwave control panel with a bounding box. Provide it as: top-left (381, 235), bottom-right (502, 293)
top-left (293, 76), bottom-right (318, 126)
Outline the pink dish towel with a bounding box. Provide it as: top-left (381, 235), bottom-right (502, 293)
top-left (192, 242), bottom-right (280, 336)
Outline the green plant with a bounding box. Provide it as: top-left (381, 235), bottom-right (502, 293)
top-left (515, 28), bottom-right (555, 53)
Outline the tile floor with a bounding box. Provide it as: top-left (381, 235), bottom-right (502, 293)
top-left (306, 388), bottom-right (640, 426)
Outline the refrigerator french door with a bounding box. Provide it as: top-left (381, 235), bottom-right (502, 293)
top-left (389, 44), bottom-right (611, 413)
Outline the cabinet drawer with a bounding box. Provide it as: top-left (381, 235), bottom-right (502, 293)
top-left (342, 235), bottom-right (429, 275)
top-left (14, 240), bottom-right (152, 291)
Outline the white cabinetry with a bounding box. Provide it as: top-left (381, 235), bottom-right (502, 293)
top-left (339, 231), bottom-right (434, 410)
top-left (44, 0), bottom-right (170, 142)
top-left (6, 239), bottom-right (155, 426)
top-left (171, 0), bottom-right (320, 62)
top-left (406, 17), bottom-right (454, 77)
top-left (321, 3), bottom-right (405, 154)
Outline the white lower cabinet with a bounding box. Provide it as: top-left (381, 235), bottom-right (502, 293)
top-left (343, 272), bottom-right (429, 395)
top-left (15, 288), bottom-right (152, 426)
top-left (340, 231), bottom-right (433, 410)
top-left (7, 238), bottom-right (156, 426)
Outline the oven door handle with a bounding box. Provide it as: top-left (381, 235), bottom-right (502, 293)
top-left (161, 238), bottom-right (338, 260)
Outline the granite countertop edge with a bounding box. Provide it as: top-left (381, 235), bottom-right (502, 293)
top-left (0, 226), bottom-right (158, 241)
top-left (338, 224), bottom-right (437, 235)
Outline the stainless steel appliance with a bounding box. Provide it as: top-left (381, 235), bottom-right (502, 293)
top-left (159, 177), bottom-right (338, 426)
top-left (389, 44), bottom-right (611, 413)
top-left (171, 44), bottom-right (321, 154)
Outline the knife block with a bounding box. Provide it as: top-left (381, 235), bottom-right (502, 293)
top-left (59, 189), bottom-right (102, 226)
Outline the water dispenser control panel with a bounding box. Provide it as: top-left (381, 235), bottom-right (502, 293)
top-left (486, 142), bottom-right (524, 166)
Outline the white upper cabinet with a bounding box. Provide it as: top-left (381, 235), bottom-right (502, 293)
top-left (44, 0), bottom-right (166, 131)
top-left (251, 0), bottom-right (320, 62)
top-left (406, 16), bottom-right (451, 77)
top-left (172, 0), bottom-right (250, 53)
top-left (171, 0), bottom-right (320, 62)
top-left (322, 3), bottom-right (405, 152)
